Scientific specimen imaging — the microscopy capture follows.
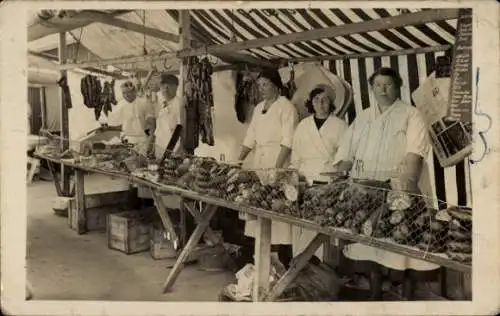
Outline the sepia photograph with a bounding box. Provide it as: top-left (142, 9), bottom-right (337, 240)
top-left (2, 1), bottom-right (500, 315)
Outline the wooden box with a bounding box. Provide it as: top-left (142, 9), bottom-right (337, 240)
top-left (68, 190), bottom-right (131, 231)
top-left (107, 208), bottom-right (156, 254)
top-left (150, 222), bottom-right (180, 260)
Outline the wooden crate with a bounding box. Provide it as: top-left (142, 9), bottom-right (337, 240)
top-left (107, 208), bottom-right (157, 254)
top-left (150, 222), bottom-right (180, 260)
top-left (68, 193), bottom-right (129, 232)
top-left (68, 203), bottom-right (124, 232)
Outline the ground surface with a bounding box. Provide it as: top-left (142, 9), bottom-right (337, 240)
top-left (26, 174), bottom-right (235, 301)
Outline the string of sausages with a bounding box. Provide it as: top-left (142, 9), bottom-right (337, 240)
top-left (183, 56), bottom-right (215, 152)
top-left (80, 75), bottom-right (117, 121)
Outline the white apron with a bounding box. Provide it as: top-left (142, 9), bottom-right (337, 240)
top-left (341, 100), bottom-right (438, 271)
top-left (291, 115), bottom-right (347, 259)
top-left (242, 96), bottom-right (298, 245)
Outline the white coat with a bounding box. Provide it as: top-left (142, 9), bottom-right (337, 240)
top-left (153, 96), bottom-right (183, 209)
top-left (334, 99), bottom-right (438, 271)
top-left (242, 96), bottom-right (298, 245)
top-left (290, 114), bottom-right (348, 259)
top-left (154, 96), bottom-right (182, 159)
top-left (110, 97), bottom-right (155, 153)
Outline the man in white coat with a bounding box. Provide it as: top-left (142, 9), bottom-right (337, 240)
top-left (291, 83), bottom-right (348, 261)
top-left (149, 74), bottom-right (183, 210)
top-left (333, 67), bottom-right (437, 300)
top-left (108, 80), bottom-right (156, 154)
top-left (238, 69), bottom-right (299, 268)
top-left (108, 80), bottom-right (156, 201)
top-left (150, 74), bottom-right (182, 158)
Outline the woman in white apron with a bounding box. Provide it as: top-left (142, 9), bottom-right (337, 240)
top-left (291, 84), bottom-right (348, 261)
top-left (333, 67), bottom-right (437, 300)
top-left (238, 69), bottom-right (299, 267)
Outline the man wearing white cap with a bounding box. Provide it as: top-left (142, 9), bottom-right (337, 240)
top-left (108, 80), bottom-right (156, 154)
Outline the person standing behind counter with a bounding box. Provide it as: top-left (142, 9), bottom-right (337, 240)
top-left (237, 69), bottom-right (299, 268)
top-left (290, 83), bottom-right (348, 262)
top-left (332, 67), bottom-right (437, 300)
top-left (107, 81), bottom-right (156, 155)
top-left (149, 74), bottom-right (182, 158)
top-left (107, 80), bottom-right (156, 203)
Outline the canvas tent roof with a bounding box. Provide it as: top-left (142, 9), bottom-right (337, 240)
top-left (28, 8), bottom-right (458, 73)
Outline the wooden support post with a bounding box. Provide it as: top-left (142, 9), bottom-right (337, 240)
top-left (252, 217), bottom-right (272, 301)
top-left (162, 204), bottom-right (218, 293)
top-left (74, 169), bottom-right (86, 234)
top-left (264, 233), bottom-right (328, 302)
top-left (151, 190), bottom-right (180, 249)
top-left (58, 32), bottom-right (71, 196)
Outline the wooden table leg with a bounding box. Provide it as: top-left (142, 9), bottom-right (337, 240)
top-left (47, 161), bottom-right (62, 196)
top-left (179, 199), bottom-right (187, 247)
top-left (183, 201), bottom-right (221, 245)
top-left (322, 236), bottom-right (333, 264)
top-left (162, 204), bottom-right (218, 293)
top-left (151, 190), bottom-right (180, 250)
top-left (74, 169), bottom-right (87, 234)
top-left (252, 216), bottom-right (272, 301)
top-left (264, 233), bottom-right (328, 302)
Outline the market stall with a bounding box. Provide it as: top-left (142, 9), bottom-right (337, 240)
top-left (29, 7), bottom-right (473, 301)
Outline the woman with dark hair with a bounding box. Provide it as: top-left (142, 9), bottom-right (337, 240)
top-left (238, 68), bottom-right (299, 267)
top-left (291, 83), bottom-right (348, 260)
top-left (333, 67), bottom-right (436, 299)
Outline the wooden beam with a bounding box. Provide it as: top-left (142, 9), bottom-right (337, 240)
top-left (78, 11), bottom-right (179, 43)
top-left (28, 50), bottom-right (127, 79)
top-left (281, 45), bottom-right (452, 64)
top-left (29, 10), bottom-right (131, 42)
top-left (176, 9), bottom-right (459, 58)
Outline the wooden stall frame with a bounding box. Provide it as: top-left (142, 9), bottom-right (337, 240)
top-left (29, 8), bottom-right (470, 301)
top-left (34, 154), bottom-right (472, 302)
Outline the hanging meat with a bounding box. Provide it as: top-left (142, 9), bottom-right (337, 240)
top-left (57, 75), bottom-right (72, 109)
top-left (183, 56), bottom-right (216, 152)
top-left (183, 56), bottom-right (201, 152)
top-left (199, 57), bottom-right (215, 146)
top-left (80, 75), bottom-right (117, 121)
top-left (234, 70), bottom-right (260, 123)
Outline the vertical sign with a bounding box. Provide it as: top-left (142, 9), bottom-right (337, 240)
top-left (447, 8), bottom-right (473, 123)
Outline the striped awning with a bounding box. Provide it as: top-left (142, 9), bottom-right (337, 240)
top-left (166, 8), bottom-right (457, 61)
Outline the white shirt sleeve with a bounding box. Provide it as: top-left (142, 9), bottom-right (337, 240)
top-left (333, 119), bottom-right (359, 165)
top-left (280, 100), bottom-right (299, 148)
top-left (290, 123), bottom-right (303, 170)
top-left (242, 103), bottom-right (260, 149)
top-left (406, 109), bottom-right (430, 158)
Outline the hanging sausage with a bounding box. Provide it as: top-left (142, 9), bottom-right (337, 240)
top-left (183, 56), bottom-right (216, 152)
top-left (234, 70), bottom-right (260, 124)
top-left (80, 75), bottom-right (117, 121)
